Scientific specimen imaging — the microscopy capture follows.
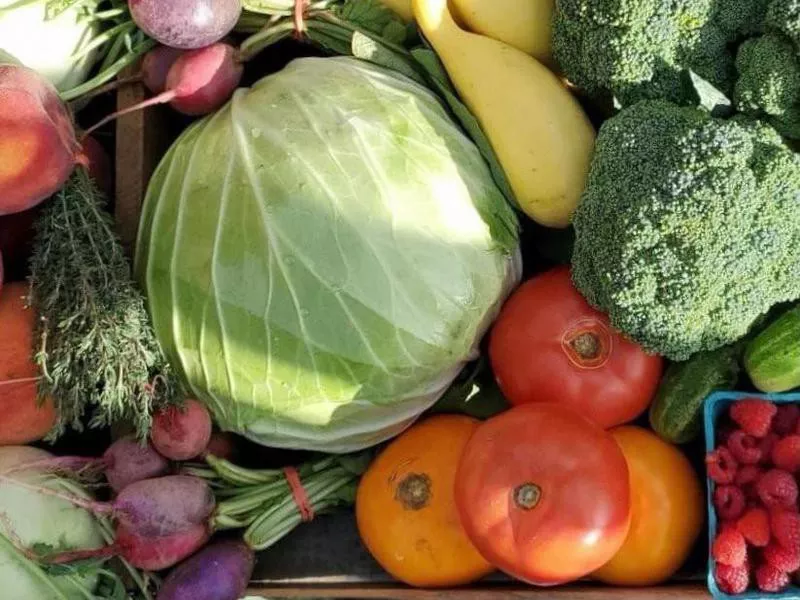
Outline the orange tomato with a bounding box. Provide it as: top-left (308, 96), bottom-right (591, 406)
top-left (593, 426), bottom-right (705, 586)
top-left (356, 415), bottom-right (494, 588)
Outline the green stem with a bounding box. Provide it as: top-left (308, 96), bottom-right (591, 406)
top-left (69, 20), bottom-right (135, 61)
top-left (89, 7), bottom-right (127, 20)
top-left (61, 38), bottom-right (155, 102)
top-left (238, 21), bottom-right (296, 61)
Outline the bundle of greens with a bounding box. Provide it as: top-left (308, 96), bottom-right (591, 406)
top-left (29, 169), bottom-right (178, 439)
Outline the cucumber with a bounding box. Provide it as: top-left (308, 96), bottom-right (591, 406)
top-left (649, 345), bottom-right (740, 444)
top-left (745, 304), bottom-right (800, 393)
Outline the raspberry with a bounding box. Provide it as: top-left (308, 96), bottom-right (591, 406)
top-left (707, 447), bottom-right (738, 485)
top-left (773, 404), bottom-right (800, 436)
top-left (715, 563), bottom-right (750, 595)
top-left (771, 509), bottom-right (800, 550)
top-left (757, 469), bottom-right (799, 509)
top-left (737, 507), bottom-right (771, 547)
top-left (736, 465), bottom-right (763, 486)
top-left (772, 435), bottom-right (800, 473)
top-left (728, 430), bottom-right (762, 464)
top-left (755, 563), bottom-right (790, 593)
top-left (759, 433), bottom-right (780, 464)
top-left (712, 527), bottom-right (748, 567)
top-left (763, 542), bottom-right (800, 572)
top-left (731, 398), bottom-right (778, 437)
top-left (715, 485), bottom-right (747, 521)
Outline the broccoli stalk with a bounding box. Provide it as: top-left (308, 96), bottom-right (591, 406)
top-left (571, 100), bottom-right (800, 361)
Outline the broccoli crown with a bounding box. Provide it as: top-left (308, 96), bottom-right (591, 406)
top-left (766, 0), bottom-right (800, 46)
top-left (735, 34), bottom-right (800, 115)
top-left (735, 33), bottom-right (800, 138)
top-left (571, 100), bottom-right (800, 360)
top-left (552, 0), bottom-right (762, 107)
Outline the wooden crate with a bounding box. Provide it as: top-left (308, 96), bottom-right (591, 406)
top-left (113, 82), bottom-right (712, 600)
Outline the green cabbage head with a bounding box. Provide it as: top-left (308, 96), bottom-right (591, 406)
top-left (136, 57), bottom-right (520, 452)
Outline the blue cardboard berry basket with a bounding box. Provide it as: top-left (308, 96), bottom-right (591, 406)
top-left (704, 390), bottom-right (800, 600)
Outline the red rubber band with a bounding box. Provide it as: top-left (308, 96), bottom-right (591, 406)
top-left (284, 466), bottom-right (314, 522)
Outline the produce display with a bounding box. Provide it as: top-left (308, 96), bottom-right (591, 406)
top-left (0, 0), bottom-right (798, 597)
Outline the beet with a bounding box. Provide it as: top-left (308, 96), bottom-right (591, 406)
top-left (157, 539), bottom-right (255, 600)
top-left (116, 522), bottom-right (211, 571)
top-left (103, 436), bottom-right (169, 493)
top-left (114, 475), bottom-right (215, 537)
top-left (151, 399), bottom-right (213, 461)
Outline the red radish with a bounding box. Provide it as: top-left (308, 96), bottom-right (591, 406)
top-left (47, 522), bottom-right (211, 572)
top-left (79, 136), bottom-right (113, 197)
top-left (103, 436), bottom-right (169, 493)
top-left (0, 61), bottom-right (81, 215)
top-left (129, 0), bottom-right (242, 50)
top-left (115, 522), bottom-right (211, 570)
top-left (83, 43), bottom-right (243, 137)
top-left (152, 399), bottom-right (213, 461)
top-left (157, 539), bottom-right (255, 600)
top-left (142, 46), bottom-right (185, 94)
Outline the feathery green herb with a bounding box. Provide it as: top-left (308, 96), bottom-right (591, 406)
top-left (29, 168), bottom-right (178, 440)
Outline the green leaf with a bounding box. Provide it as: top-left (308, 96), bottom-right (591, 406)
top-left (336, 0), bottom-right (402, 37)
top-left (242, 0), bottom-right (294, 14)
top-left (350, 30), bottom-right (425, 84)
top-left (45, 0), bottom-right (82, 20)
top-left (381, 19), bottom-right (407, 45)
top-left (412, 47), bottom-right (520, 210)
top-left (688, 70), bottom-right (733, 118)
top-left (337, 451), bottom-right (374, 476)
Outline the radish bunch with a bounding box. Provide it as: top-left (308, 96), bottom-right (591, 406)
top-left (15, 399), bottom-right (221, 571)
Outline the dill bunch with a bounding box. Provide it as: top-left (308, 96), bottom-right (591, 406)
top-left (29, 168), bottom-right (179, 439)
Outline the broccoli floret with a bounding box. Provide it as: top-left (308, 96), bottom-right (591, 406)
top-left (765, 0), bottom-right (800, 46)
top-left (571, 100), bottom-right (800, 361)
top-left (552, 0), bottom-right (762, 106)
top-left (735, 34), bottom-right (800, 138)
top-left (735, 34), bottom-right (800, 125)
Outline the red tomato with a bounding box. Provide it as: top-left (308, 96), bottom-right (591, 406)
top-left (488, 266), bottom-right (663, 429)
top-left (454, 403), bottom-right (632, 586)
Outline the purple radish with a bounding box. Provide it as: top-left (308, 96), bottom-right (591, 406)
top-left (142, 46), bottom-right (185, 94)
top-left (82, 43), bottom-right (243, 138)
top-left (2, 474), bottom-right (215, 538)
top-left (157, 539), bottom-right (255, 600)
top-left (113, 475), bottom-right (215, 537)
top-left (151, 398), bottom-right (213, 461)
top-left (46, 522), bottom-right (211, 572)
top-left (103, 436), bottom-right (169, 492)
top-left (129, 0), bottom-right (242, 50)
